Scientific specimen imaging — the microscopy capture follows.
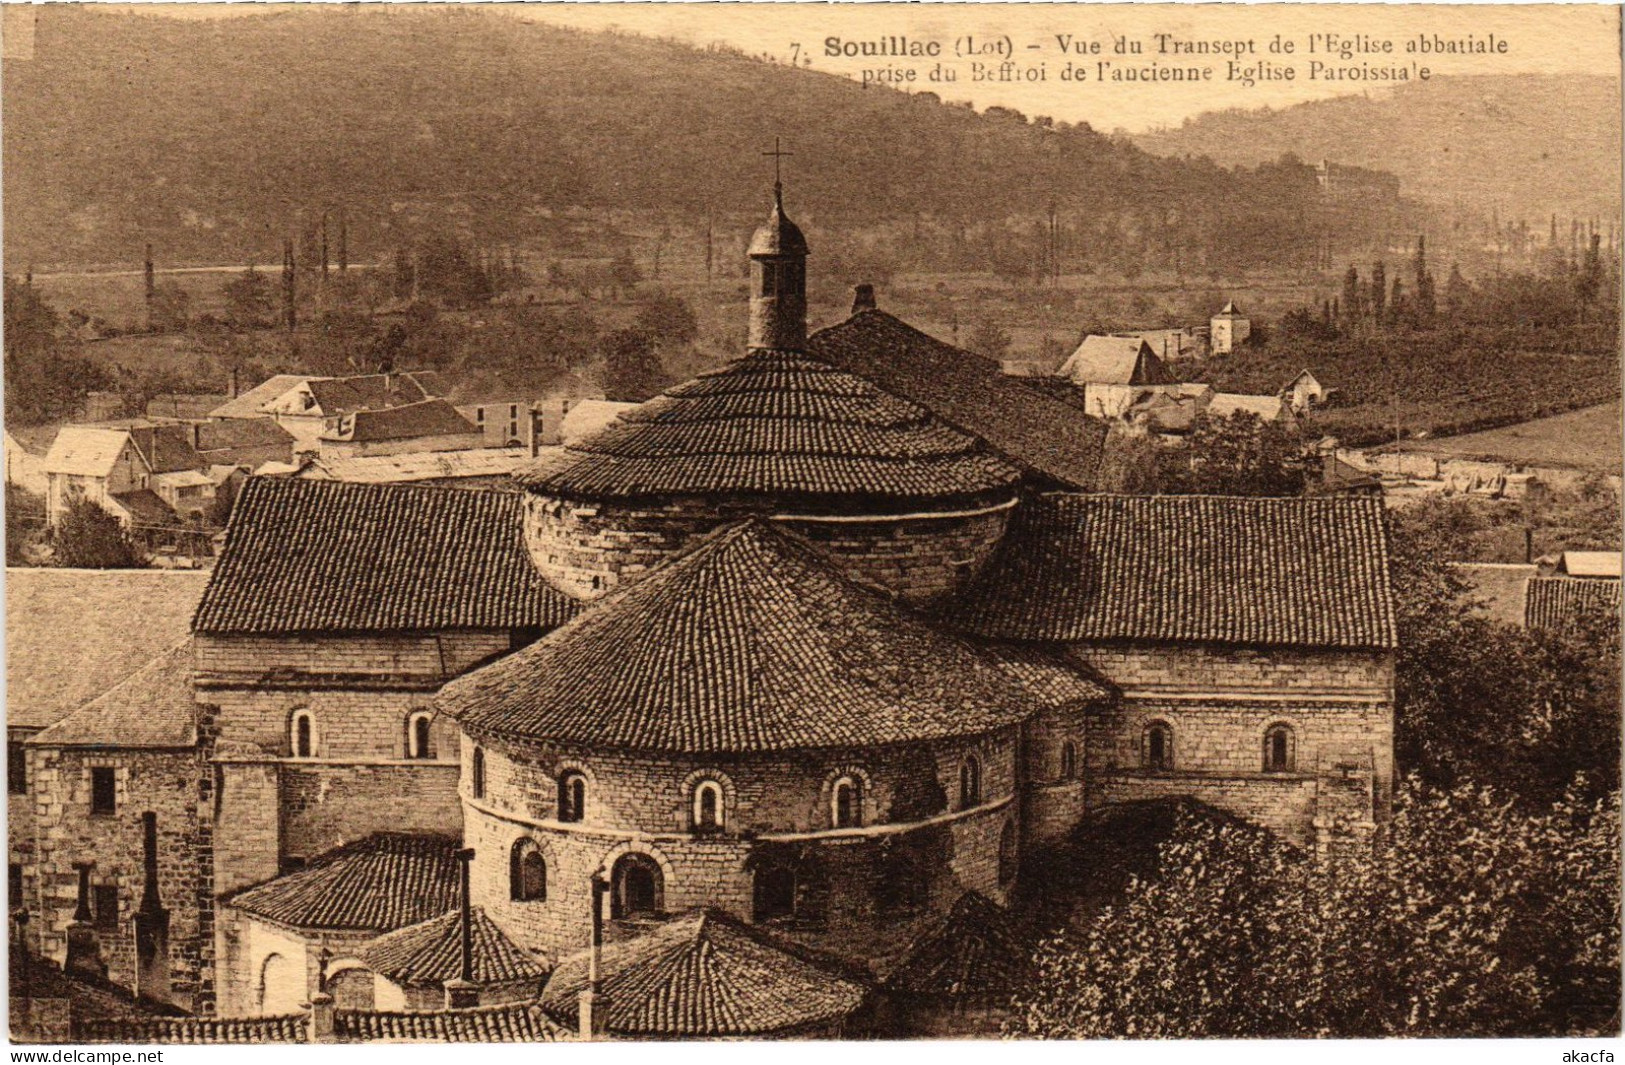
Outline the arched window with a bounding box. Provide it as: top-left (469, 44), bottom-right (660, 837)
top-left (1060, 740), bottom-right (1078, 780)
top-left (998, 820), bottom-right (1018, 885)
top-left (959, 753), bottom-right (982, 809)
top-left (1144, 721), bottom-right (1174, 771)
top-left (289, 710), bottom-right (314, 759)
top-left (692, 780), bottom-right (724, 831)
top-left (1263, 724), bottom-right (1294, 773)
top-left (753, 864), bottom-right (796, 922)
top-left (557, 771), bottom-right (587, 823)
top-left (610, 854), bottom-right (663, 919)
top-left (406, 710), bottom-right (434, 760)
top-left (510, 840), bottom-right (547, 902)
top-left (470, 747), bottom-right (486, 800)
top-left (831, 776), bottom-right (863, 829)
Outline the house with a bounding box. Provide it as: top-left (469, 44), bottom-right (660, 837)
top-left (557, 400), bottom-right (636, 446)
top-left (1207, 392), bottom-right (1289, 424)
top-left (1116, 327), bottom-right (1201, 362)
top-left (212, 372), bottom-right (443, 452)
top-left (317, 399), bottom-right (485, 459)
top-left (146, 394), bottom-right (231, 421)
top-left (1554, 551), bottom-right (1623, 579)
top-left (1280, 369), bottom-right (1337, 413)
top-left (5, 430), bottom-right (50, 495)
top-left (1056, 335), bottom-right (1178, 419)
top-left (1209, 301), bottom-right (1252, 355)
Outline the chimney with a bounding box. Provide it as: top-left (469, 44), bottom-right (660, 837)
top-left (851, 284), bottom-right (876, 314)
top-left (444, 848), bottom-right (480, 1010)
top-left (229, 366), bottom-right (240, 399)
top-left (578, 873), bottom-right (609, 1040)
top-left (64, 863), bottom-right (106, 981)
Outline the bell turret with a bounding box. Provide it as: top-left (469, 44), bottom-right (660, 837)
top-left (747, 171), bottom-right (808, 352)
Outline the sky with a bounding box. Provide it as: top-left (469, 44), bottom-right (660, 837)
top-left (76, 2), bottom-right (1623, 133)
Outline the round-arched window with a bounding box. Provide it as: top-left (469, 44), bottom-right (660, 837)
top-left (831, 776), bottom-right (863, 829)
top-left (558, 771), bottom-right (587, 823)
top-left (1060, 740), bottom-right (1078, 780)
top-left (289, 710), bottom-right (315, 759)
top-left (470, 747), bottom-right (486, 800)
top-left (510, 839), bottom-right (547, 902)
top-left (1144, 721), bottom-right (1174, 771)
top-left (959, 753), bottom-right (983, 808)
top-left (406, 710), bottom-right (434, 760)
top-left (1263, 723), bottom-right (1294, 773)
top-left (692, 780), bottom-right (724, 831)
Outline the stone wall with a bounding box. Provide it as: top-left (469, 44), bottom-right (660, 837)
top-left (523, 492), bottom-right (1012, 605)
top-left (26, 747), bottom-right (206, 1012)
top-left (458, 727), bottom-right (1019, 969)
top-left (1019, 707), bottom-right (1089, 850)
top-left (1068, 641), bottom-right (1395, 846)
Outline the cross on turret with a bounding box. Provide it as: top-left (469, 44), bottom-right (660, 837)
top-left (762, 138), bottom-right (793, 203)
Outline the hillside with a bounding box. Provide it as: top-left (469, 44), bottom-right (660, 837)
top-left (3, 6), bottom-right (1406, 276)
top-left (1134, 75), bottom-right (1621, 224)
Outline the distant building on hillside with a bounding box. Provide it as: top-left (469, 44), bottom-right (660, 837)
top-left (1209, 302), bottom-right (1251, 355)
top-left (1280, 369), bottom-right (1337, 413)
top-left (317, 399), bottom-right (484, 459)
top-left (1057, 335), bottom-right (1178, 418)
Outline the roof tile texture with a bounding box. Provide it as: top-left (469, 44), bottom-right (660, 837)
top-left (194, 477), bottom-right (576, 635)
top-left (227, 833), bottom-right (459, 933)
top-left (360, 907), bottom-right (548, 988)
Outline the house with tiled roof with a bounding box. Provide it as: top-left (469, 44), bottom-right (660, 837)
top-left (317, 399), bottom-right (483, 460)
top-left (1057, 335), bottom-right (1179, 419)
top-left (11, 177), bottom-right (1397, 1039)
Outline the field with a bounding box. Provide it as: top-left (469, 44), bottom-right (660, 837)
top-left (1383, 400), bottom-right (1622, 472)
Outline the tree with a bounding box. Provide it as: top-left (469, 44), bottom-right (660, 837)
top-left (3, 277), bottom-right (114, 426)
top-left (1168, 411), bottom-right (1310, 496)
top-left (599, 328), bottom-right (666, 402)
top-left (1370, 260), bottom-right (1387, 325)
top-left (1341, 264), bottom-right (1363, 329)
top-left (610, 248), bottom-right (641, 299)
top-left (965, 318), bottom-right (1012, 361)
top-left (52, 496), bottom-right (145, 569)
top-left (1008, 782), bottom-right (1621, 1039)
top-left (6, 484), bottom-right (47, 566)
top-left (147, 281), bottom-right (191, 333)
top-left (633, 292), bottom-right (699, 348)
top-left (221, 265), bottom-right (276, 329)
top-left (1413, 235), bottom-right (1437, 325)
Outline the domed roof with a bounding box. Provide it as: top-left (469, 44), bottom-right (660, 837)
top-left (515, 349), bottom-right (1022, 503)
top-left (436, 520), bottom-right (1048, 754)
top-left (746, 189), bottom-right (808, 258)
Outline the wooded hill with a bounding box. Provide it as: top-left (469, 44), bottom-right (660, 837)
top-left (1134, 75), bottom-right (1622, 227)
top-left (4, 6), bottom-right (1412, 277)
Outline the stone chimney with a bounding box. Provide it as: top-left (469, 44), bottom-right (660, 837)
top-left (579, 873), bottom-right (610, 1040)
top-left (306, 991), bottom-right (335, 1043)
top-left (852, 284), bottom-right (877, 314)
top-left (444, 848), bottom-right (480, 1009)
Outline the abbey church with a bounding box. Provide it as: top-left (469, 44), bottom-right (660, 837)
top-left (9, 182), bottom-right (1396, 1034)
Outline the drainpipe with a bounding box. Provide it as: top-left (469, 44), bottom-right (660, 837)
top-left (578, 873), bottom-right (609, 1040)
top-left (444, 848), bottom-right (480, 1009)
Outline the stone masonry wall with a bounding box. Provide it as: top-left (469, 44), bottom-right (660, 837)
top-left (459, 727), bottom-right (1019, 970)
top-left (279, 763), bottom-right (461, 862)
top-left (1019, 706), bottom-right (1090, 850)
top-left (1068, 641), bottom-right (1395, 846)
top-left (27, 748), bottom-right (204, 1012)
top-left (524, 492), bottom-right (1012, 605)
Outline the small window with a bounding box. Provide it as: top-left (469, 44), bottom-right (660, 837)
top-left (753, 864), bottom-right (796, 922)
top-left (692, 780), bottom-right (724, 831)
top-left (8, 743), bottom-right (26, 795)
top-left (510, 840), bottom-right (547, 902)
top-left (290, 710), bottom-right (314, 759)
top-left (94, 884), bottom-right (120, 933)
top-left (831, 776), bottom-right (862, 829)
top-left (1060, 740), bottom-right (1078, 780)
top-left (90, 767), bottom-right (116, 815)
top-left (476, 408), bottom-right (485, 424)
top-left (406, 711), bottom-right (434, 760)
top-left (1264, 724), bottom-right (1294, 773)
top-left (509, 404), bottom-right (518, 419)
top-left (959, 754), bottom-right (982, 809)
top-left (1144, 722), bottom-right (1174, 771)
top-left (471, 747), bottom-right (486, 800)
top-left (10, 863), bottom-right (23, 903)
top-left (558, 771), bottom-right (587, 823)
top-left (759, 260), bottom-right (780, 298)
top-left (998, 820), bottom-right (1018, 885)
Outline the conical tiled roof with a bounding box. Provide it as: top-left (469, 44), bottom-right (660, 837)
top-left (360, 907), bottom-right (548, 988)
top-left (515, 350), bottom-right (1022, 502)
top-left (436, 520), bottom-right (1043, 754)
top-left (541, 910), bottom-right (866, 1037)
top-left (747, 192), bottom-right (808, 258)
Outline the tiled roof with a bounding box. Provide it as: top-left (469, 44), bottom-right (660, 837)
top-left (1058, 335), bottom-right (1171, 386)
top-left (1525, 576), bottom-right (1621, 637)
top-left (808, 310), bottom-right (1108, 490)
top-left (30, 642), bottom-right (196, 748)
top-left (303, 447), bottom-right (535, 486)
top-left (334, 1003), bottom-right (568, 1043)
top-left (208, 374), bottom-right (315, 419)
top-left (194, 417), bottom-right (295, 453)
top-left (883, 892), bottom-right (1031, 996)
top-left (42, 427), bottom-right (130, 476)
top-left (109, 488), bottom-right (177, 526)
top-left (517, 349), bottom-right (1021, 503)
top-left (6, 569), bottom-right (210, 729)
top-left (306, 372), bottom-right (437, 416)
top-left (194, 478), bottom-right (576, 635)
top-left (226, 834), bottom-right (460, 933)
top-left (360, 907), bottom-right (549, 988)
top-left (559, 400), bottom-right (637, 445)
top-left (76, 1015), bottom-right (307, 1044)
top-left (1558, 551), bottom-right (1623, 578)
top-left (541, 911), bottom-right (867, 1038)
top-left (438, 521), bottom-right (1046, 754)
top-left (320, 399), bottom-right (479, 444)
top-left (129, 424), bottom-right (205, 475)
top-left (979, 643), bottom-right (1114, 706)
top-left (1207, 393), bottom-right (1286, 422)
top-left (942, 494), bottom-right (1397, 649)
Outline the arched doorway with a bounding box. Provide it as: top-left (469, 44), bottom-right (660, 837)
top-left (258, 952), bottom-right (304, 1016)
top-left (611, 853), bottom-right (664, 919)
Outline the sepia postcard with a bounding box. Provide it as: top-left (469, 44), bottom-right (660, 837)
top-left (2, 1), bottom-right (1620, 1054)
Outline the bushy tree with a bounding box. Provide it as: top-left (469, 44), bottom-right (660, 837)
top-left (221, 265), bottom-right (276, 329)
top-left (965, 318), bottom-right (1013, 361)
top-left (6, 484), bottom-right (47, 565)
top-left (1168, 411), bottom-right (1311, 496)
top-left (4, 277), bottom-right (115, 425)
top-left (599, 328), bottom-right (667, 402)
top-left (52, 496), bottom-right (145, 569)
top-left (633, 292), bottom-right (699, 348)
top-left (1009, 782), bottom-right (1620, 1039)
